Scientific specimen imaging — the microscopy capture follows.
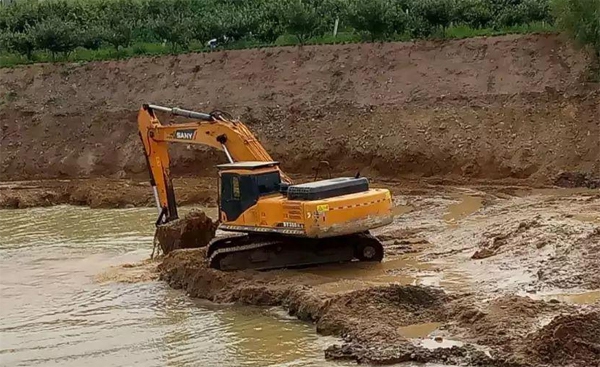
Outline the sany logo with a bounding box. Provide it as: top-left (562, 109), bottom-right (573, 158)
top-left (174, 129), bottom-right (196, 140)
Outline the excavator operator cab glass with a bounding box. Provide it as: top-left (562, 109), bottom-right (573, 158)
top-left (217, 161), bottom-right (282, 221)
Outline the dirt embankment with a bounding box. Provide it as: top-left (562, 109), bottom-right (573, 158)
top-left (0, 177), bottom-right (216, 208)
top-left (1, 34), bottom-right (598, 184)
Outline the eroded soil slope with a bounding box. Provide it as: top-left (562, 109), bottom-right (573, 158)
top-left (1, 34), bottom-right (598, 183)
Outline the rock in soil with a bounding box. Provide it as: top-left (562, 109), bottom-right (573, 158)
top-left (154, 210), bottom-right (217, 255)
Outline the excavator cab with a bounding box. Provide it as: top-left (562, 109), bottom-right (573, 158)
top-left (217, 161), bottom-right (282, 222)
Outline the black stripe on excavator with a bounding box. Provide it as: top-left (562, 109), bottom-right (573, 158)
top-left (164, 172), bottom-right (179, 221)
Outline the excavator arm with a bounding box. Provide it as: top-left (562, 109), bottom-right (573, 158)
top-left (138, 104), bottom-right (291, 223)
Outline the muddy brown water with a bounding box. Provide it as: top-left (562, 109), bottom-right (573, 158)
top-left (0, 206), bottom-right (347, 367)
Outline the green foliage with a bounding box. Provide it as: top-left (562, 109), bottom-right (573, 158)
top-left (1, 30), bottom-right (36, 59)
top-left (97, 0), bottom-right (140, 50)
top-left (0, 0), bottom-right (564, 66)
top-left (410, 0), bottom-right (455, 36)
top-left (453, 0), bottom-right (494, 28)
top-left (346, 0), bottom-right (402, 40)
top-left (146, 0), bottom-right (196, 51)
top-left (31, 17), bottom-right (79, 58)
top-left (80, 25), bottom-right (104, 51)
top-left (151, 15), bottom-right (194, 51)
top-left (279, 0), bottom-right (322, 44)
top-left (551, 0), bottom-right (600, 58)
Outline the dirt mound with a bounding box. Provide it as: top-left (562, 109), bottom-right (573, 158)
top-left (94, 258), bottom-right (161, 283)
top-left (524, 311), bottom-right (600, 366)
top-left (1, 34), bottom-right (598, 184)
top-left (554, 172), bottom-right (600, 189)
top-left (317, 285), bottom-right (449, 343)
top-left (450, 295), bottom-right (570, 355)
top-left (325, 343), bottom-right (494, 366)
top-left (154, 210), bottom-right (217, 255)
top-left (427, 191), bottom-right (600, 293)
top-left (538, 228), bottom-right (600, 290)
top-left (0, 178), bottom-right (216, 209)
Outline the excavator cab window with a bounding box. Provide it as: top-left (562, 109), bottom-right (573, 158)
top-left (220, 170), bottom-right (281, 221)
top-left (255, 171), bottom-right (281, 196)
top-left (232, 176), bottom-right (241, 199)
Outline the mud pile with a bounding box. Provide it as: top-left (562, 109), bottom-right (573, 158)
top-left (154, 210), bottom-right (217, 255)
top-left (450, 295), bottom-right (573, 355)
top-left (554, 172), bottom-right (600, 189)
top-left (95, 258), bottom-right (161, 283)
top-left (0, 178), bottom-right (216, 209)
top-left (317, 285), bottom-right (449, 342)
top-left (523, 311), bottom-right (600, 366)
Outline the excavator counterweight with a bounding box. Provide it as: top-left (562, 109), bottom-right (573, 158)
top-left (138, 104), bottom-right (394, 271)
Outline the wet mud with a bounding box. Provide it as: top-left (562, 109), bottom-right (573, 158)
top-left (94, 258), bottom-right (161, 284)
top-left (157, 184), bottom-right (600, 366)
top-left (154, 209), bottom-right (217, 255)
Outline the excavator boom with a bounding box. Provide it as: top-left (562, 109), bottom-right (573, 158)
top-left (138, 104), bottom-right (291, 222)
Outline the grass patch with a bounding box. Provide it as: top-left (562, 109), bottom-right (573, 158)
top-left (444, 22), bottom-right (556, 39)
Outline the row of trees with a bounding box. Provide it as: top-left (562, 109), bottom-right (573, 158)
top-left (0, 0), bottom-right (563, 59)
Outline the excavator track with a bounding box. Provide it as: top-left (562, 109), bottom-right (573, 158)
top-left (207, 232), bottom-right (384, 271)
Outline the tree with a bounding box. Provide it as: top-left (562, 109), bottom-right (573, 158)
top-left (453, 0), bottom-right (494, 28)
top-left (0, 31), bottom-right (36, 59)
top-left (252, 0), bottom-right (285, 43)
top-left (97, 0), bottom-right (140, 51)
top-left (347, 0), bottom-right (399, 41)
top-left (279, 0), bottom-right (322, 44)
top-left (80, 25), bottom-right (104, 51)
top-left (520, 0), bottom-right (552, 23)
top-left (410, 0), bottom-right (455, 34)
top-left (32, 17), bottom-right (79, 59)
top-left (151, 14), bottom-right (194, 52)
top-left (552, 0), bottom-right (600, 60)
top-left (0, 0), bottom-right (40, 33)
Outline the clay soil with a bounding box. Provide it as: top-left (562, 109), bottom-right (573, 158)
top-left (1, 33), bottom-right (599, 367)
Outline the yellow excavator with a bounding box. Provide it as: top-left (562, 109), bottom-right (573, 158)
top-left (138, 104), bottom-right (394, 271)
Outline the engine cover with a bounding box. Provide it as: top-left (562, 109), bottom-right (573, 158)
top-left (287, 177), bottom-right (369, 201)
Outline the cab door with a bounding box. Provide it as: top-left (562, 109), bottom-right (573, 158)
top-left (220, 173), bottom-right (259, 222)
top-left (220, 173), bottom-right (243, 222)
